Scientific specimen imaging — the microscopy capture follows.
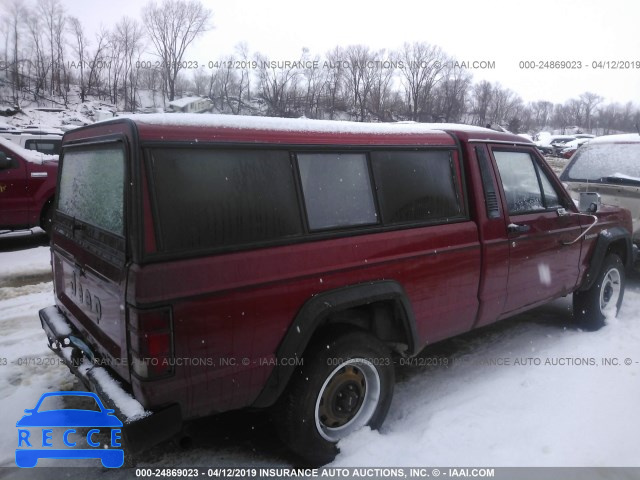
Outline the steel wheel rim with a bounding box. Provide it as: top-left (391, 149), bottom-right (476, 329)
top-left (315, 358), bottom-right (381, 442)
top-left (600, 267), bottom-right (621, 315)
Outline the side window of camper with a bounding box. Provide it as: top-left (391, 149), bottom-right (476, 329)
top-left (297, 153), bottom-right (378, 230)
top-left (371, 150), bottom-right (463, 224)
top-left (148, 148), bottom-right (303, 252)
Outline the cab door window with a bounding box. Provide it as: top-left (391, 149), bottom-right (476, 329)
top-left (536, 163), bottom-right (561, 208)
top-left (493, 151), bottom-right (562, 214)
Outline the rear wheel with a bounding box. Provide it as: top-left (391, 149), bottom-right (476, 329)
top-left (274, 329), bottom-right (394, 465)
top-left (573, 253), bottom-right (625, 331)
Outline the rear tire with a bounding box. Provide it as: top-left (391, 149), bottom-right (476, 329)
top-left (40, 201), bottom-right (54, 236)
top-left (274, 329), bottom-right (394, 465)
top-left (573, 253), bottom-right (625, 331)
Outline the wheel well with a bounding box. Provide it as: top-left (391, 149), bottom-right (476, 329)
top-left (316, 300), bottom-right (411, 355)
top-left (39, 197), bottom-right (55, 232)
top-left (607, 239), bottom-right (628, 266)
top-left (251, 281), bottom-right (417, 408)
top-left (40, 197), bottom-right (54, 221)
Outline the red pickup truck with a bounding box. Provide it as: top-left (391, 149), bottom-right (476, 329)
top-left (39, 115), bottom-right (634, 464)
top-left (0, 137), bottom-right (58, 234)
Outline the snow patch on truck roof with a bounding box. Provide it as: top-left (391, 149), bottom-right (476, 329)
top-left (115, 113), bottom-right (494, 136)
top-left (0, 136), bottom-right (58, 164)
top-left (590, 133), bottom-right (640, 144)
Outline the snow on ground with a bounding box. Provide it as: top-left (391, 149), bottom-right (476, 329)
top-left (0, 239), bottom-right (639, 475)
top-left (0, 281), bottom-right (74, 467)
top-left (335, 295), bottom-right (640, 467)
top-left (0, 245), bottom-right (51, 283)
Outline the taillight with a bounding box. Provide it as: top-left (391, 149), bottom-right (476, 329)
top-left (128, 306), bottom-right (173, 379)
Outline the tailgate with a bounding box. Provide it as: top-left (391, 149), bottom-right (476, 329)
top-left (51, 140), bottom-right (130, 382)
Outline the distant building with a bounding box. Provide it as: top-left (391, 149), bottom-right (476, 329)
top-left (167, 96), bottom-right (213, 113)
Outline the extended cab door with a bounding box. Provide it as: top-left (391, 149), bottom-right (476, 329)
top-left (490, 147), bottom-right (583, 315)
top-left (0, 145), bottom-right (29, 228)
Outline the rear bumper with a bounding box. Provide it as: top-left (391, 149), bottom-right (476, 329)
top-left (39, 305), bottom-right (182, 454)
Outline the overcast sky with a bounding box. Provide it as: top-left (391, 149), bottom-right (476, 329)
top-left (61, 0), bottom-right (640, 105)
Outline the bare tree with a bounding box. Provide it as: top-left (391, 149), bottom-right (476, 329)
top-left (597, 103), bottom-right (619, 135)
top-left (433, 63), bottom-right (471, 122)
top-left (115, 17), bottom-right (145, 111)
top-left (399, 42), bottom-right (446, 121)
top-left (579, 92), bottom-right (603, 133)
top-left (142, 0), bottom-right (212, 101)
top-left (86, 28), bottom-right (109, 100)
top-left (219, 54), bottom-right (242, 113)
top-left (368, 50), bottom-right (396, 121)
top-left (1, 16), bottom-right (8, 77)
top-left (254, 53), bottom-right (300, 116)
top-left (489, 84), bottom-right (522, 126)
top-left (68, 16), bottom-right (88, 102)
top-left (25, 16), bottom-right (49, 101)
top-left (565, 98), bottom-right (584, 128)
top-left (3, 0), bottom-right (25, 103)
top-left (552, 104), bottom-right (571, 133)
top-left (620, 101), bottom-right (636, 132)
top-left (323, 46), bottom-right (346, 120)
top-left (235, 42), bottom-right (251, 111)
top-left (140, 65), bottom-right (162, 107)
top-left (343, 45), bottom-right (377, 121)
top-left (173, 70), bottom-right (192, 98)
top-left (469, 80), bottom-right (493, 126)
top-left (105, 28), bottom-right (124, 106)
top-left (192, 68), bottom-right (208, 95)
top-left (530, 100), bottom-right (553, 129)
top-left (39, 0), bottom-right (66, 99)
top-left (207, 67), bottom-right (224, 110)
top-left (300, 47), bottom-right (325, 118)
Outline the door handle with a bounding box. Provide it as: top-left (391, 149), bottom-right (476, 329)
top-left (508, 223), bottom-right (531, 233)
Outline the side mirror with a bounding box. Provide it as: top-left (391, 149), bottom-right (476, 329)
top-left (579, 192), bottom-right (601, 213)
top-left (0, 151), bottom-right (12, 169)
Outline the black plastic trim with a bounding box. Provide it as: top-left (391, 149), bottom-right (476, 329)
top-left (39, 305), bottom-right (182, 454)
top-left (251, 280), bottom-right (418, 408)
top-left (579, 227), bottom-right (632, 291)
top-left (475, 146), bottom-right (501, 219)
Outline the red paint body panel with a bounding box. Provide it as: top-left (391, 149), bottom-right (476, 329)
top-left (44, 116), bottom-right (633, 427)
top-left (0, 142), bottom-right (57, 230)
top-left (128, 222), bottom-right (480, 414)
top-left (134, 124), bottom-right (458, 147)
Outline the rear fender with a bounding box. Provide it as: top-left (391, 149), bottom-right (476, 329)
top-left (251, 280), bottom-right (417, 408)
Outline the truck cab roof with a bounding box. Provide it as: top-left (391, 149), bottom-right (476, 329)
top-left (65, 114), bottom-right (531, 148)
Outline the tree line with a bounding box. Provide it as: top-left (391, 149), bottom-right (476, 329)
top-left (1, 0), bottom-right (639, 135)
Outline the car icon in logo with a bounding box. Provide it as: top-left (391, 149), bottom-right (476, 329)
top-left (16, 391), bottom-right (124, 468)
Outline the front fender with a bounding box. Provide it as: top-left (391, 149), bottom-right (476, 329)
top-left (579, 227), bottom-right (632, 291)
